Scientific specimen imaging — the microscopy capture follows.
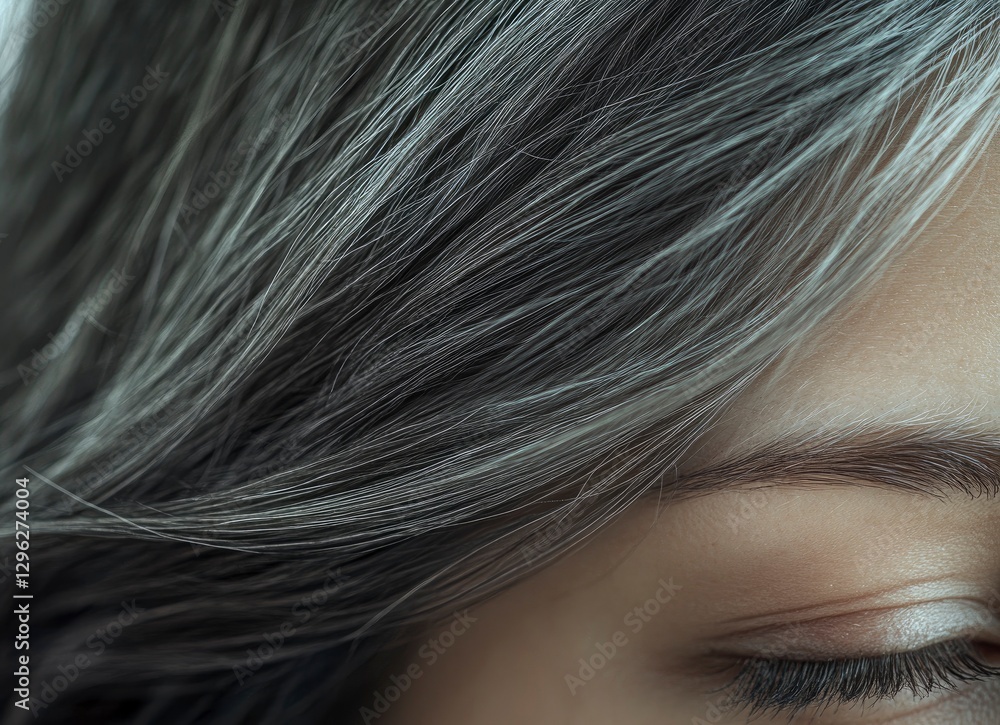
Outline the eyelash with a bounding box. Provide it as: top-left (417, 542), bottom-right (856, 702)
top-left (714, 637), bottom-right (1000, 719)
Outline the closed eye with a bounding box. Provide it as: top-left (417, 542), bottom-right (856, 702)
top-left (708, 637), bottom-right (1000, 720)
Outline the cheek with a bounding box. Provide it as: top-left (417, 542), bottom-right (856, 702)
top-left (374, 593), bottom-right (581, 725)
top-left (369, 511), bottom-right (699, 725)
top-left (370, 594), bottom-right (743, 725)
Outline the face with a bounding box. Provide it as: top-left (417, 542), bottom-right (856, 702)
top-left (365, 133), bottom-right (1000, 724)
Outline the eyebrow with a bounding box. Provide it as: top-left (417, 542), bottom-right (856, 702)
top-left (671, 421), bottom-right (1000, 500)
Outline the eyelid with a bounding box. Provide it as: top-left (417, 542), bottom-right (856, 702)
top-left (706, 598), bottom-right (1000, 661)
top-left (714, 637), bottom-right (1000, 721)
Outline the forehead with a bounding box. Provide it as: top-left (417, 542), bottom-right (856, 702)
top-left (685, 135), bottom-right (1000, 468)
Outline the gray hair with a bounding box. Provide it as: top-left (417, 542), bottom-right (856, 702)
top-left (1, 0), bottom-right (999, 722)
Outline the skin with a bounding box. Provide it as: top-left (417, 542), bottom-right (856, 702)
top-left (367, 127), bottom-right (1000, 724)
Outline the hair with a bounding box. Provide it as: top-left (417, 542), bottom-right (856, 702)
top-left (1, 0), bottom-right (999, 722)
